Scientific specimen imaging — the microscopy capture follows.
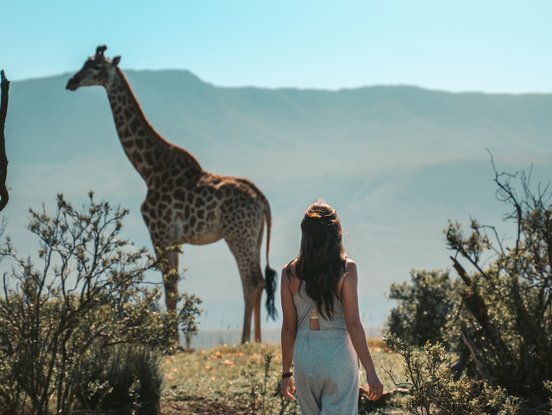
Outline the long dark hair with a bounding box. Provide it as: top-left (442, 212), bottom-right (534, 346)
top-left (287, 201), bottom-right (347, 319)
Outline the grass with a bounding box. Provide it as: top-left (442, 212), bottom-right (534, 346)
top-left (160, 338), bottom-right (407, 414)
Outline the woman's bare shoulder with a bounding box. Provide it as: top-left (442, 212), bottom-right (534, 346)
top-left (337, 259), bottom-right (357, 295)
top-left (281, 259), bottom-right (298, 282)
top-left (345, 258), bottom-right (357, 266)
top-left (282, 259), bottom-right (300, 295)
top-left (345, 258), bottom-right (358, 275)
top-left (282, 258), bottom-right (297, 271)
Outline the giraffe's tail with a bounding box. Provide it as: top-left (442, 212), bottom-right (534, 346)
top-left (262, 193), bottom-right (277, 321)
top-left (265, 264), bottom-right (277, 320)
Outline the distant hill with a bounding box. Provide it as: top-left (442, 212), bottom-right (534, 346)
top-left (3, 70), bottom-right (552, 331)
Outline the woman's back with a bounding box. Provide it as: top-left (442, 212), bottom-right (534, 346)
top-left (293, 280), bottom-right (347, 332)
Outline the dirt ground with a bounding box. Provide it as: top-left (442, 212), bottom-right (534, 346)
top-left (162, 398), bottom-right (241, 415)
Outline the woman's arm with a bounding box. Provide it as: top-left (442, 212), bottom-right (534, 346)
top-left (341, 260), bottom-right (383, 401)
top-left (280, 266), bottom-right (298, 400)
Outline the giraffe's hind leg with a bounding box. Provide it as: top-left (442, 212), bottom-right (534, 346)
top-left (225, 234), bottom-right (265, 343)
top-left (253, 282), bottom-right (264, 342)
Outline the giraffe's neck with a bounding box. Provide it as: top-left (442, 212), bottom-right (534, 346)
top-left (105, 68), bottom-right (201, 183)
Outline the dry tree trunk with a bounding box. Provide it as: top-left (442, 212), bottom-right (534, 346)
top-left (0, 70), bottom-right (10, 212)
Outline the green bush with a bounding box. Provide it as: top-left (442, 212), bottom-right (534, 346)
top-left (0, 351), bottom-right (27, 415)
top-left (443, 168), bottom-right (552, 400)
top-left (77, 345), bottom-right (162, 415)
top-left (386, 166), bottom-right (552, 409)
top-left (387, 270), bottom-right (456, 347)
top-left (385, 335), bottom-right (519, 415)
top-left (0, 193), bottom-right (172, 414)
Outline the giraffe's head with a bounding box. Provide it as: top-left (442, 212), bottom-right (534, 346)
top-left (66, 45), bottom-right (121, 91)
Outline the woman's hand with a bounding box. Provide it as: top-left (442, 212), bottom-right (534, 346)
top-left (365, 370), bottom-right (384, 401)
top-left (280, 376), bottom-right (296, 401)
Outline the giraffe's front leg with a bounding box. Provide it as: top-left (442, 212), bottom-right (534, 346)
top-left (157, 245), bottom-right (181, 345)
top-left (142, 198), bottom-right (183, 345)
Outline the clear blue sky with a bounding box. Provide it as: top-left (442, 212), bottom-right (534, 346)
top-left (2, 0), bottom-right (552, 92)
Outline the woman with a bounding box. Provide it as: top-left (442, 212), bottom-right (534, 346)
top-left (280, 201), bottom-right (383, 414)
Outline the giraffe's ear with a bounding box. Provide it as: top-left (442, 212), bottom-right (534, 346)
top-left (112, 56), bottom-right (121, 66)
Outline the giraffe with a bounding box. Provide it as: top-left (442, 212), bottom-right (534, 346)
top-left (66, 46), bottom-right (277, 344)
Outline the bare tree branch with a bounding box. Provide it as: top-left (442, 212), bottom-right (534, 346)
top-left (0, 70), bottom-right (9, 211)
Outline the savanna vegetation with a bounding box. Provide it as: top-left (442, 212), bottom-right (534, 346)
top-left (386, 164), bottom-right (552, 414)
top-left (160, 340), bottom-right (403, 415)
top-left (0, 194), bottom-right (193, 414)
top-left (1, 162), bottom-right (551, 415)
top-left (0, 192), bottom-right (404, 415)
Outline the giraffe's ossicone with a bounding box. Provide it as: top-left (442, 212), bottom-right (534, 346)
top-left (66, 45), bottom-right (277, 344)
